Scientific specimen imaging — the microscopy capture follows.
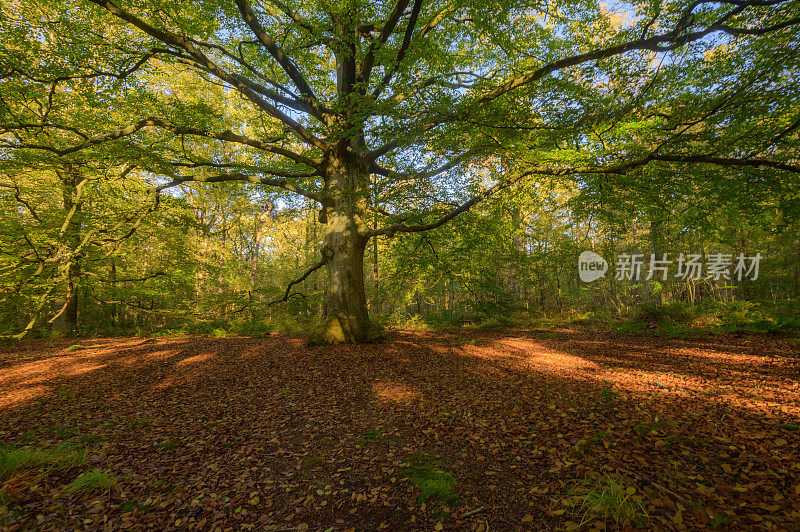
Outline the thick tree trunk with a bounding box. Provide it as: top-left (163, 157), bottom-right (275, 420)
top-left (109, 259), bottom-right (118, 326)
top-left (53, 163), bottom-right (82, 335)
top-left (52, 276), bottom-right (78, 334)
top-left (311, 211), bottom-right (381, 344)
top-left (309, 153), bottom-right (381, 344)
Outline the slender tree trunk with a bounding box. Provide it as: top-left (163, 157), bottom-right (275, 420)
top-left (218, 214), bottom-right (227, 301)
top-left (650, 217), bottom-right (663, 305)
top-left (251, 202), bottom-right (271, 288)
top-left (509, 207), bottom-right (523, 302)
top-left (250, 213), bottom-right (262, 291)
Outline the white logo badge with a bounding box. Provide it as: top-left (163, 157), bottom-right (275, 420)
top-left (578, 251), bottom-right (608, 283)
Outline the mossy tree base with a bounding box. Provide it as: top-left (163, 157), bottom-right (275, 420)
top-left (308, 314), bottom-right (383, 345)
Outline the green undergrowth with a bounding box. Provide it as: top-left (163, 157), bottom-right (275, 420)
top-left (383, 312), bottom-right (434, 331)
top-left (402, 452), bottom-right (459, 507)
top-left (571, 475), bottom-right (648, 528)
top-left (10, 298), bottom-right (799, 342)
top-left (358, 429), bottom-right (386, 448)
top-left (65, 469), bottom-right (117, 495)
top-left (1, 435), bottom-right (116, 505)
top-left (613, 300), bottom-right (800, 338)
top-left (0, 442), bottom-right (87, 480)
top-left (381, 300), bottom-right (799, 338)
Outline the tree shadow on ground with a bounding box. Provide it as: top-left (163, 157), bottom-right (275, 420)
top-left (0, 329), bottom-right (798, 530)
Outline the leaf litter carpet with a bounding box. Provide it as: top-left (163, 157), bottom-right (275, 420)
top-left (0, 329), bottom-right (798, 530)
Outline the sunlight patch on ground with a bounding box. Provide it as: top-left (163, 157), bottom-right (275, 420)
top-left (62, 362), bottom-right (107, 377)
top-left (0, 385), bottom-right (49, 408)
top-left (600, 365), bottom-right (798, 417)
top-left (153, 375), bottom-right (195, 389)
top-left (454, 334), bottom-right (800, 417)
top-left (385, 348), bottom-right (412, 363)
top-left (0, 339), bottom-right (189, 408)
top-left (664, 346), bottom-right (789, 367)
top-left (176, 352), bottom-right (215, 366)
top-left (395, 340), bottom-right (422, 349)
top-left (372, 381), bottom-right (420, 404)
top-left (0, 355), bottom-right (107, 406)
top-left (460, 338), bottom-right (601, 372)
top-left (496, 338), bottom-right (601, 371)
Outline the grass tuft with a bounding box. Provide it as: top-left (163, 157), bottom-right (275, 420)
top-left (573, 475), bottom-right (648, 528)
top-left (0, 442), bottom-right (87, 480)
top-left (301, 455), bottom-right (323, 469)
top-left (475, 316), bottom-right (511, 330)
top-left (358, 429), bottom-right (385, 447)
top-left (55, 386), bottom-right (77, 402)
top-left (598, 381), bottom-right (618, 406)
top-left (65, 469), bottom-right (117, 494)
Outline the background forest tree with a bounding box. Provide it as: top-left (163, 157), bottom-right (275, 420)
top-left (1, 0), bottom-right (799, 341)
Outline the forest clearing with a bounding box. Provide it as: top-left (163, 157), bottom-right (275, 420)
top-left (2, 0), bottom-right (800, 529)
top-left (1, 328), bottom-right (799, 530)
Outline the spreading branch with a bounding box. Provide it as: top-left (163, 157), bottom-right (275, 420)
top-left (4, 116), bottom-right (322, 170)
top-left (86, 0), bottom-right (329, 149)
top-left (369, 152), bottom-right (800, 238)
top-left (159, 172), bottom-right (325, 204)
top-left (268, 258), bottom-right (327, 305)
top-left (367, 1), bottom-right (800, 161)
top-left (233, 0), bottom-right (326, 118)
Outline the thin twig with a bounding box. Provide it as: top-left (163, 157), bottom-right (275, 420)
top-left (459, 506), bottom-right (486, 519)
top-left (618, 467), bottom-right (691, 503)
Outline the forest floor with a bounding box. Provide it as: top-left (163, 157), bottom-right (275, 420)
top-left (0, 328), bottom-right (799, 531)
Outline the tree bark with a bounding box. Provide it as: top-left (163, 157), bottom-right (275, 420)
top-left (109, 259), bottom-right (118, 326)
top-left (309, 155), bottom-right (381, 344)
top-left (52, 277), bottom-right (78, 334)
top-left (312, 215), bottom-right (380, 344)
top-left (52, 164), bottom-right (82, 334)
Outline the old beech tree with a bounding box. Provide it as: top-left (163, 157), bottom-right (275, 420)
top-left (2, 0), bottom-right (799, 342)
